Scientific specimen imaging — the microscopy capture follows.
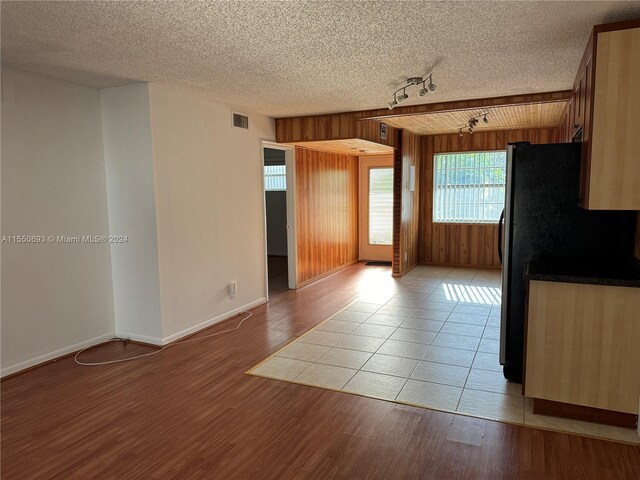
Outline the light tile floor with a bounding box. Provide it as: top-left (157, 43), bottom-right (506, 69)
top-left (248, 265), bottom-right (639, 445)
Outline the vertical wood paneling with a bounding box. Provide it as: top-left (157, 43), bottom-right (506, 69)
top-left (295, 147), bottom-right (359, 285)
top-left (418, 128), bottom-right (560, 268)
top-left (393, 130), bottom-right (421, 277)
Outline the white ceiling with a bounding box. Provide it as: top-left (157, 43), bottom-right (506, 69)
top-left (2, 1), bottom-right (639, 117)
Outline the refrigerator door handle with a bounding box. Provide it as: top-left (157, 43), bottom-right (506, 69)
top-left (497, 209), bottom-right (505, 265)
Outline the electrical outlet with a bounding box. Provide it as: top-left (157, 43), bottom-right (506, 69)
top-left (229, 281), bottom-right (237, 298)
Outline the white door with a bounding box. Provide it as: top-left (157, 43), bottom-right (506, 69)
top-left (359, 155), bottom-right (394, 262)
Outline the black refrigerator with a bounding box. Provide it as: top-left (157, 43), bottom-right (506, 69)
top-left (499, 142), bottom-right (635, 383)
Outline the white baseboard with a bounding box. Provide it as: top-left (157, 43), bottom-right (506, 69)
top-left (114, 331), bottom-right (163, 346)
top-left (161, 297), bottom-right (267, 345)
top-left (1, 332), bottom-right (115, 378)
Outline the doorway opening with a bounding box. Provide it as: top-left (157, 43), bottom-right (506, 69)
top-left (359, 155), bottom-right (394, 263)
top-left (262, 144), bottom-right (296, 298)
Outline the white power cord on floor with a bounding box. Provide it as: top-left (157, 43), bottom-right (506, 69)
top-left (74, 311), bottom-right (253, 366)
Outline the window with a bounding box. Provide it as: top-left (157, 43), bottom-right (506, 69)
top-left (433, 151), bottom-right (506, 223)
top-left (368, 167), bottom-right (393, 245)
top-left (264, 165), bottom-right (286, 191)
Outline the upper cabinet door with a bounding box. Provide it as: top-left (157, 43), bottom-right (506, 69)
top-left (588, 27), bottom-right (640, 210)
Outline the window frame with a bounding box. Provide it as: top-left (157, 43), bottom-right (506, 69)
top-left (432, 149), bottom-right (506, 225)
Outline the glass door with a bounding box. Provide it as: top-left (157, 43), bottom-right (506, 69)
top-left (359, 156), bottom-right (394, 262)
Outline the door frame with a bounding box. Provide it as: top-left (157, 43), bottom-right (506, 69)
top-left (260, 141), bottom-right (297, 299)
top-left (359, 154), bottom-right (394, 262)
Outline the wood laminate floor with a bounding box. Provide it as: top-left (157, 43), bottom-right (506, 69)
top-left (2, 262), bottom-right (639, 479)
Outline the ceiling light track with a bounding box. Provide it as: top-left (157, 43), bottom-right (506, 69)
top-left (388, 74), bottom-right (436, 110)
top-left (458, 112), bottom-right (490, 136)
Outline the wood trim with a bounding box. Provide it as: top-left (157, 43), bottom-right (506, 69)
top-left (593, 18), bottom-right (640, 34)
top-left (275, 91), bottom-right (572, 143)
top-left (359, 91), bottom-right (572, 121)
top-left (533, 398), bottom-right (638, 429)
top-left (392, 130), bottom-right (403, 277)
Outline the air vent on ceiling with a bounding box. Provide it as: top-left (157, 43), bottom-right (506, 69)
top-left (232, 112), bottom-right (249, 129)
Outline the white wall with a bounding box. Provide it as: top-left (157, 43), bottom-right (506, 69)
top-left (148, 84), bottom-right (275, 341)
top-left (1, 68), bottom-right (114, 375)
top-left (101, 84), bottom-right (163, 343)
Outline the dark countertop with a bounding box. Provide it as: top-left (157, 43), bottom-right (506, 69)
top-left (524, 258), bottom-right (640, 288)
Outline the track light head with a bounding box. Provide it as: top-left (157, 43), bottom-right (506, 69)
top-left (483, 115), bottom-right (489, 123)
top-left (387, 74), bottom-right (437, 108)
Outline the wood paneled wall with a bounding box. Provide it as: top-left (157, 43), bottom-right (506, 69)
top-left (295, 147), bottom-right (359, 286)
top-left (394, 130), bottom-right (421, 276)
top-left (276, 115), bottom-right (398, 149)
top-left (418, 128), bottom-right (561, 268)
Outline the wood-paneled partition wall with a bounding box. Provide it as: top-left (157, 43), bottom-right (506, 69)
top-left (393, 130), bottom-right (421, 276)
top-left (418, 128), bottom-right (561, 268)
top-left (295, 147), bottom-right (359, 286)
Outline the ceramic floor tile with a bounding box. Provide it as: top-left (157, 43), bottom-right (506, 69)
top-left (395, 285), bottom-right (433, 294)
top-left (364, 314), bottom-right (406, 327)
top-left (457, 389), bottom-right (525, 423)
top-left (316, 319), bottom-right (361, 334)
top-left (454, 304), bottom-right (492, 316)
top-left (361, 354), bottom-right (420, 378)
top-left (276, 342), bottom-right (330, 362)
top-left (376, 305), bottom-right (415, 318)
top-left (252, 357), bottom-right (312, 381)
top-left (411, 360), bottom-right (470, 387)
top-left (397, 379), bottom-right (463, 411)
top-left (345, 302), bottom-right (381, 313)
top-left (478, 338), bottom-right (500, 354)
top-left (355, 294), bottom-right (391, 305)
top-left (331, 310), bottom-right (372, 323)
top-left (465, 368), bottom-right (521, 396)
top-left (482, 326), bottom-right (500, 340)
top-left (385, 297), bottom-right (428, 308)
top-left (377, 339), bottom-right (429, 360)
top-left (446, 313), bottom-right (488, 326)
top-left (432, 333), bottom-right (481, 351)
top-left (294, 363), bottom-right (357, 390)
top-left (389, 328), bottom-right (437, 345)
top-left (409, 308), bottom-right (450, 321)
top-left (299, 330), bottom-right (347, 347)
top-left (351, 323), bottom-right (397, 339)
top-left (486, 316), bottom-right (501, 328)
top-left (472, 352), bottom-right (502, 372)
top-left (335, 334), bottom-right (386, 353)
top-left (439, 322), bottom-right (485, 338)
top-left (422, 345), bottom-right (476, 367)
top-left (419, 301), bottom-right (456, 313)
top-left (317, 347), bottom-right (373, 370)
top-left (342, 371), bottom-right (407, 400)
top-left (392, 292), bottom-right (429, 301)
top-left (400, 317), bottom-right (444, 332)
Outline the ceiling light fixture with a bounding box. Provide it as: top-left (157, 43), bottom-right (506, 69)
top-left (388, 74), bottom-right (436, 110)
top-left (458, 112), bottom-right (491, 136)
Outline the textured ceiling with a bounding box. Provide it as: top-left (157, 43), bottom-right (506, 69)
top-left (383, 101), bottom-right (568, 135)
top-left (2, 1), bottom-right (640, 117)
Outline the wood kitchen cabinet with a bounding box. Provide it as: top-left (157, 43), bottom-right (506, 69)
top-left (524, 280), bottom-right (640, 415)
top-left (560, 20), bottom-right (640, 210)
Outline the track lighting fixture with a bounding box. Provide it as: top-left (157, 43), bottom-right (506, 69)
top-left (458, 112), bottom-right (491, 135)
top-left (388, 74), bottom-right (436, 109)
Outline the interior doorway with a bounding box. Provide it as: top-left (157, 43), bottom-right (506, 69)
top-left (359, 155), bottom-right (394, 263)
top-left (262, 143), bottom-right (296, 298)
